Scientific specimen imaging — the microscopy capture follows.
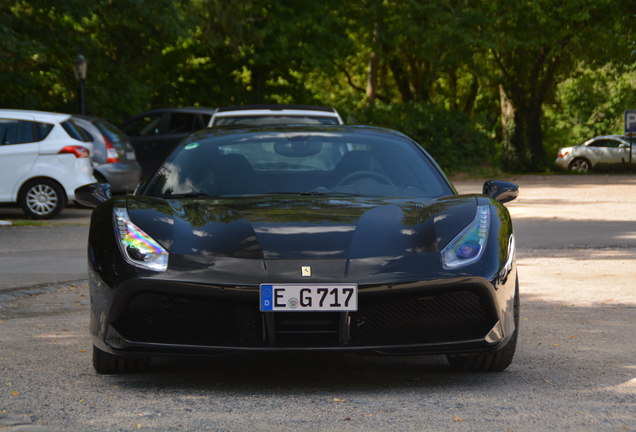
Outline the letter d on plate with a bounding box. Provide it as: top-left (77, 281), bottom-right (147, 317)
top-left (261, 284), bottom-right (273, 311)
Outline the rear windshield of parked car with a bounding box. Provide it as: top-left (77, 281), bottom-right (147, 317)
top-left (95, 121), bottom-right (127, 146)
top-left (62, 120), bottom-right (92, 142)
top-left (213, 115), bottom-right (340, 127)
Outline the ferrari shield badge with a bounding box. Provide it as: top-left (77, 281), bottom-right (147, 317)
top-left (301, 266), bottom-right (311, 277)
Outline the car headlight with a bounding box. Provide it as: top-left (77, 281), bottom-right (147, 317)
top-left (114, 207), bottom-right (168, 271)
top-left (441, 205), bottom-right (490, 269)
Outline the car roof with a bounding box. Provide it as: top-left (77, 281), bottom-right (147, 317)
top-left (130, 107), bottom-right (216, 116)
top-left (583, 135), bottom-right (630, 143)
top-left (191, 124), bottom-right (408, 140)
top-left (0, 109), bottom-right (71, 122)
top-left (73, 114), bottom-right (110, 124)
top-left (216, 104), bottom-right (338, 114)
top-left (591, 135), bottom-right (626, 139)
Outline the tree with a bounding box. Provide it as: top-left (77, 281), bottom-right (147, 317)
top-left (486, 0), bottom-right (634, 171)
top-left (544, 63), bottom-right (636, 156)
top-left (0, 0), bottom-right (183, 120)
top-left (186, 0), bottom-right (352, 105)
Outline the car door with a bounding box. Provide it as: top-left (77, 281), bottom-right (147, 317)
top-left (586, 139), bottom-right (627, 165)
top-left (0, 117), bottom-right (40, 202)
top-left (120, 112), bottom-right (168, 176)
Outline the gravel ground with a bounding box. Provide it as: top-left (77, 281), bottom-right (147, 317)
top-left (0, 175), bottom-right (634, 431)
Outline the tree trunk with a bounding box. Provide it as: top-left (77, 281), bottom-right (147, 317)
top-left (526, 103), bottom-right (545, 170)
top-left (365, 20), bottom-right (380, 106)
top-left (251, 65), bottom-right (266, 104)
top-left (462, 75), bottom-right (479, 116)
top-left (501, 90), bottom-right (546, 172)
top-left (388, 58), bottom-right (413, 103)
top-left (499, 85), bottom-right (525, 171)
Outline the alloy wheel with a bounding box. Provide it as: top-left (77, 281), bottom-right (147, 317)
top-left (570, 159), bottom-right (590, 173)
top-left (25, 184), bottom-right (59, 216)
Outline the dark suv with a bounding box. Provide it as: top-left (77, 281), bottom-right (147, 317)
top-left (120, 107), bottom-right (216, 177)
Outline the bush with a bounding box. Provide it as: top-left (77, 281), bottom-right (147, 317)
top-left (350, 103), bottom-right (494, 174)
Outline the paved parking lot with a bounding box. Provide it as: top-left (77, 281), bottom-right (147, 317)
top-left (0, 175), bottom-right (634, 431)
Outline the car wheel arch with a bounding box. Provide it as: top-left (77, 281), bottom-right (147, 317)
top-left (18, 176), bottom-right (68, 219)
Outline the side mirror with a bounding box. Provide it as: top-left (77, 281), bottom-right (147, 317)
top-left (75, 183), bottom-right (111, 208)
top-left (483, 180), bottom-right (518, 204)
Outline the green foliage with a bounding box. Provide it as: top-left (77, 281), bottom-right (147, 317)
top-left (544, 64), bottom-right (636, 156)
top-left (352, 103), bottom-right (494, 174)
top-left (483, 0), bottom-right (635, 171)
top-left (0, 0), bottom-right (633, 173)
top-left (0, 0), bottom-right (183, 121)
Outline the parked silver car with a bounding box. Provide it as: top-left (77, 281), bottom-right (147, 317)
top-left (73, 115), bottom-right (141, 193)
top-left (555, 135), bottom-right (635, 172)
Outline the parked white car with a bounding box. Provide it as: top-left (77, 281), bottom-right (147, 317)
top-left (0, 109), bottom-right (97, 218)
top-left (555, 135), bottom-right (634, 172)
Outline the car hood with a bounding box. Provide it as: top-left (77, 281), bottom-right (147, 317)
top-left (125, 195), bottom-right (476, 266)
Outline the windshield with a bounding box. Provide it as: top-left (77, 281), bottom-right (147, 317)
top-left (213, 115), bottom-right (340, 127)
top-left (143, 129), bottom-right (453, 199)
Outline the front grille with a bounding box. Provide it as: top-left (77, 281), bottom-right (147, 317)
top-left (350, 290), bottom-right (496, 346)
top-left (112, 288), bottom-right (496, 349)
top-left (273, 312), bottom-right (341, 346)
top-left (113, 293), bottom-right (262, 346)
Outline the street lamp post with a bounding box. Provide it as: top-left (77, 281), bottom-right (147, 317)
top-left (72, 54), bottom-right (88, 115)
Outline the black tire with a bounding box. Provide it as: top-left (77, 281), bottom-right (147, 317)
top-left (447, 281), bottom-right (519, 372)
top-left (569, 158), bottom-right (591, 173)
top-left (92, 345), bottom-right (150, 374)
top-left (18, 178), bottom-right (66, 219)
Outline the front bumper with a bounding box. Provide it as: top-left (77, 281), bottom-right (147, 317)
top-left (90, 270), bottom-right (516, 357)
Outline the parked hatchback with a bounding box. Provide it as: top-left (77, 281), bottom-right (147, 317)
top-left (556, 135), bottom-right (634, 172)
top-left (0, 109), bottom-right (97, 218)
top-left (72, 115), bottom-right (141, 193)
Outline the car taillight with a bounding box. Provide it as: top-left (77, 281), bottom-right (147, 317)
top-left (59, 145), bottom-right (90, 158)
top-left (105, 137), bottom-right (120, 163)
top-left (557, 151), bottom-right (569, 158)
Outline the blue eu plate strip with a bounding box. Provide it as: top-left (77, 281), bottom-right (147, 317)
top-left (260, 284), bottom-right (273, 311)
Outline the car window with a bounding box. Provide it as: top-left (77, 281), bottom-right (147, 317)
top-left (200, 114), bottom-right (212, 126)
top-left (95, 121), bottom-right (126, 145)
top-left (0, 119), bottom-right (52, 145)
top-left (62, 120), bottom-right (92, 142)
top-left (34, 122), bottom-right (54, 141)
top-left (144, 131), bottom-right (452, 198)
top-left (213, 115), bottom-right (340, 127)
top-left (589, 139), bottom-right (621, 148)
top-left (122, 114), bottom-right (163, 136)
top-left (168, 113), bottom-right (197, 134)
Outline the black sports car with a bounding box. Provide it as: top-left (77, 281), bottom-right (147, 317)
top-left (76, 125), bottom-right (519, 374)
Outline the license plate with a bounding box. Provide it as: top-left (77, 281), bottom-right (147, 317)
top-left (260, 284), bottom-right (358, 312)
top-left (126, 151), bottom-right (136, 160)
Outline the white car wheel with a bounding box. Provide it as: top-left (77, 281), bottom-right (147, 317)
top-left (19, 179), bottom-right (66, 219)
